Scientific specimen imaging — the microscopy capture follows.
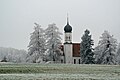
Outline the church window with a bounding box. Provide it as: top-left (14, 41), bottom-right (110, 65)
top-left (79, 59), bottom-right (80, 64)
top-left (74, 59), bottom-right (76, 64)
top-left (61, 59), bottom-right (63, 63)
top-left (66, 36), bottom-right (68, 40)
top-left (68, 36), bottom-right (70, 40)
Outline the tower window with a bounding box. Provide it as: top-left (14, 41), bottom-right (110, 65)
top-left (74, 59), bottom-right (76, 64)
top-left (69, 36), bottom-right (70, 39)
top-left (66, 36), bottom-right (68, 40)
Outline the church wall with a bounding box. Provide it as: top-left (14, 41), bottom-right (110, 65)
top-left (64, 44), bottom-right (73, 64)
top-left (72, 57), bottom-right (81, 64)
top-left (64, 33), bottom-right (72, 43)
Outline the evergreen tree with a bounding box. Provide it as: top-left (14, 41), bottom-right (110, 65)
top-left (27, 23), bottom-right (46, 63)
top-left (1, 56), bottom-right (7, 62)
top-left (45, 23), bottom-right (62, 62)
top-left (80, 29), bottom-right (94, 64)
top-left (116, 43), bottom-right (120, 64)
top-left (94, 31), bottom-right (117, 64)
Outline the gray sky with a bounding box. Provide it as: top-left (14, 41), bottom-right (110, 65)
top-left (0, 0), bottom-right (120, 50)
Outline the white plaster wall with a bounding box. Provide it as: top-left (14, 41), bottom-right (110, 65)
top-left (72, 57), bottom-right (81, 64)
top-left (64, 44), bottom-right (73, 64)
top-left (64, 33), bottom-right (72, 43)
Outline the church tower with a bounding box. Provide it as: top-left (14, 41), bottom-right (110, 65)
top-left (64, 15), bottom-right (73, 63)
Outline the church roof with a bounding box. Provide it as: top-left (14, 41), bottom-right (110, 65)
top-left (72, 43), bottom-right (80, 57)
top-left (60, 43), bottom-right (80, 57)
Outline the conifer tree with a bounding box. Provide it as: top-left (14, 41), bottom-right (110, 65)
top-left (80, 29), bottom-right (94, 64)
top-left (116, 43), bottom-right (120, 64)
top-left (45, 23), bottom-right (62, 62)
top-left (1, 56), bottom-right (7, 62)
top-left (27, 23), bottom-right (46, 63)
top-left (94, 31), bottom-right (117, 64)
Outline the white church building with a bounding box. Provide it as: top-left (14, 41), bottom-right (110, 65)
top-left (61, 17), bottom-right (81, 64)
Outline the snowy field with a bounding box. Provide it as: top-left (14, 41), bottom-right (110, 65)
top-left (0, 63), bottom-right (120, 80)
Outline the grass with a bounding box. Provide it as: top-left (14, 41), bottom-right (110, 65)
top-left (0, 63), bottom-right (120, 80)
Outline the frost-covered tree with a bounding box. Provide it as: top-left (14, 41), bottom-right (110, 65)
top-left (27, 23), bottom-right (46, 63)
top-left (94, 31), bottom-right (117, 65)
top-left (116, 43), bottom-right (120, 64)
top-left (0, 47), bottom-right (27, 63)
top-left (1, 56), bottom-right (7, 62)
top-left (80, 29), bottom-right (94, 64)
top-left (45, 23), bottom-right (62, 62)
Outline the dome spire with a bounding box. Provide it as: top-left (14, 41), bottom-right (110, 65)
top-left (67, 13), bottom-right (69, 24)
top-left (64, 14), bottom-right (72, 32)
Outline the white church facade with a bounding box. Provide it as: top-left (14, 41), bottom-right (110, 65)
top-left (61, 17), bottom-right (81, 64)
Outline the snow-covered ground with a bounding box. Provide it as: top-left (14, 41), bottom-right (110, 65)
top-left (0, 73), bottom-right (120, 80)
top-left (0, 63), bottom-right (120, 80)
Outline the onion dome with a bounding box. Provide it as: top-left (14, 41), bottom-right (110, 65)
top-left (64, 16), bottom-right (72, 32)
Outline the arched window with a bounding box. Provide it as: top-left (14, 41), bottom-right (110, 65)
top-left (61, 59), bottom-right (63, 63)
top-left (79, 59), bottom-right (80, 64)
top-left (74, 59), bottom-right (76, 64)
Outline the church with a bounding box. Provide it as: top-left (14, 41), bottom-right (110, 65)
top-left (60, 17), bottom-right (81, 64)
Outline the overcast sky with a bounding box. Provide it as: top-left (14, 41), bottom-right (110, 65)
top-left (0, 0), bottom-right (120, 50)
